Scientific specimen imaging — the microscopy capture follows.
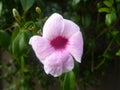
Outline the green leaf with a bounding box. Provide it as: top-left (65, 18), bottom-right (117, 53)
top-left (11, 28), bottom-right (19, 42)
top-left (0, 30), bottom-right (10, 49)
top-left (111, 30), bottom-right (119, 37)
top-left (0, 1), bottom-right (2, 17)
top-left (11, 30), bottom-right (32, 57)
top-left (81, 13), bottom-right (91, 28)
top-left (20, 0), bottom-right (35, 12)
top-left (11, 31), bottom-right (24, 57)
top-left (63, 71), bottom-right (75, 90)
top-left (105, 11), bottom-right (116, 26)
top-left (72, 0), bottom-right (80, 6)
top-left (98, 7), bottom-right (110, 13)
top-left (103, 0), bottom-right (113, 7)
top-left (116, 0), bottom-right (120, 2)
top-left (116, 49), bottom-right (120, 56)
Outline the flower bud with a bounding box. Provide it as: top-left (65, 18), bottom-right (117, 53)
top-left (12, 8), bottom-right (21, 22)
top-left (35, 7), bottom-right (41, 14)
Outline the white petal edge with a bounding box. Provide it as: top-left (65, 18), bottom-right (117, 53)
top-left (44, 51), bottom-right (74, 77)
top-left (62, 54), bottom-right (74, 73)
top-left (44, 52), bottom-right (63, 77)
top-left (43, 13), bottom-right (64, 40)
top-left (29, 36), bottom-right (55, 63)
top-left (61, 19), bottom-right (80, 38)
top-left (67, 31), bottom-right (83, 63)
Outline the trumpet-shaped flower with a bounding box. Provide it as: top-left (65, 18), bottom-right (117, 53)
top-left (29, 13), bottom-right (83, 77)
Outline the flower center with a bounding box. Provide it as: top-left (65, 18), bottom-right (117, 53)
top-left (50, 36), bottom-right (68, 50)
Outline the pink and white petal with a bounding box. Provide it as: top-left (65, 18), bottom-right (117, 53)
top-left (44, 52), bottom-right (63, 77)
top-left (29, 36), bottom-right (55, 63)
top-left (44, 51), bottom-right (73, 77)
top-left (62, 54), bottom-right (74, 73)
top-left (61, 19), bottom-right (80, 38)
top-left (67, 31), bottom-right (83, 63)
top-left (44, 62), bottom-right (63, 77)
top-left (43, 13), bottom-right (64, 40)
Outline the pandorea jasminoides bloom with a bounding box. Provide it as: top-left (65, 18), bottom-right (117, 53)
top-left (29, 13), bottom-right (83, 77)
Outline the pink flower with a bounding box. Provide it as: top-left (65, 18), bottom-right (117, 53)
top-left (29, 13), bottom-right (83, 77)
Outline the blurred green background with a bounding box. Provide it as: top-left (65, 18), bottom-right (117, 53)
top-left (0, 0), bottom-right (120, 90)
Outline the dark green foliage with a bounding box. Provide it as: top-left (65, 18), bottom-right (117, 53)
top-left (0, 30), bottom-right (10, 49)
top-left (0, 0), bottom-right (120, 90)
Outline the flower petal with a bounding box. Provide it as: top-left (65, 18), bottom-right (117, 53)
top-left (67, 31), bottom-right (83, 63)
top-left (43, 13), bottom-right (64, 40)
top-left (44, 52), bottom-right (63, 77)
top-left (44, 51), bottom-right (73, 77)
top-left (29, 36), bottom-right (55, 63)
top-left (62, 55), bottom-right (74, 73)
top-left (61, 19), bottom-right (80, 38)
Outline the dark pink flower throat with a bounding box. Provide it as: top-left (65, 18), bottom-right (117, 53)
top-left (50, 36), bottom-right (68, 50)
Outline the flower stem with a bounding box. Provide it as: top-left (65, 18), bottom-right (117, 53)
top-left (95, 39), bottom-right (113, 70)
